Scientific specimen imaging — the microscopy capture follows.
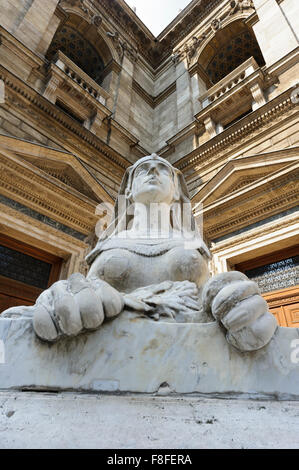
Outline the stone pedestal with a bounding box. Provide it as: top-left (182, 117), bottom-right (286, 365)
top-left (1, 391), bottom-right (299, 449)
top-left (0, 312), bottom-right (298, 398)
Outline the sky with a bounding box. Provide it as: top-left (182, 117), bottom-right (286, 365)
top-left (124, 0), bottom-right (191, 36)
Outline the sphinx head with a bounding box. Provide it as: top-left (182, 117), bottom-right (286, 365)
top-left (125, 154), bottom-right (180, 205)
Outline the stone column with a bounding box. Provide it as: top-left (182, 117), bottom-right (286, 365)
top-left (113, 54), bottom-right (134, 128)
top-left (175, 60), bottom-right (194, 132)
top-left (252, 0), bottom-right (298, 67)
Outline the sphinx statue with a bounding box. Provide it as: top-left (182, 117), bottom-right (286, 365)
top-left (2, 154), bottom-right (277, 352)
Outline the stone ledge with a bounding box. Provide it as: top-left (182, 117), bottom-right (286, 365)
top-left (0, 312), bottom-right (298, 398)
top-left (0, 391), bottom-right (298, 449)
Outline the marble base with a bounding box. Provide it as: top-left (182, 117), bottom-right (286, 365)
top-left (0, 312), bottom-right (298, 398)
top-left (1, 391), bottom-right (299, 449)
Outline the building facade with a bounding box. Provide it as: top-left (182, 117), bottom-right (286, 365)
top-left (0, 0), bottom-right (298, 326)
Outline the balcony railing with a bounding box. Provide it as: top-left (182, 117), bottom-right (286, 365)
top-left (196, 57), bottom-right (268, 139)
top-left (199, 57), bottom-right (261, 110)
top-left (52, 51), bottom-right (109, 106)
top-left (44, 51), bottom-right (111, 132)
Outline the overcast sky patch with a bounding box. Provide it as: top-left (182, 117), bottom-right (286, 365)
top-left (124, 0), bottom-right (191, 36)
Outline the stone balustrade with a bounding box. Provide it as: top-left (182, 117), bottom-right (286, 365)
top-left (200, 57), bottom-right (260, 110)
top-left (53, 50), bottom-right (109, 106)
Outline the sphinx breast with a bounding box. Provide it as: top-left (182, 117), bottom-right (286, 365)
top-left (87, 247), bottom-right (209, 293)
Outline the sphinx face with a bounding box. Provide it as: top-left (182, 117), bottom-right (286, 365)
top-left (130, 161), bottom-right (176, 204)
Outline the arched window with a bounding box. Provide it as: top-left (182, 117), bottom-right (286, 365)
top-left (198, 22), bottom-right (265, 87)
top-left (46, 25), bottom-right (105, 85)
top-left (207, 30), bottom-right (265, 85)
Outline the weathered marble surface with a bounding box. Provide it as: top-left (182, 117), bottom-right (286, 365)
top-left (1, 391), bottom-right (299, 449)
top-left (0, 312), bottom-right (298, 398)
top-left (1, 155), bottom-right (278, 353)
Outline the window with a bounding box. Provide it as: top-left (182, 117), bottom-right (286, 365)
top-left (0, 234), bottom-right (62, 313)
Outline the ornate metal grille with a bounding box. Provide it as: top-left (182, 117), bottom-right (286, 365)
top-left (0, 245), bottom-right (52, 289)
top-left (244, 256), bottom-right (299, 293)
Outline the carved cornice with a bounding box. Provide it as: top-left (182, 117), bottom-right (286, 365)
top-left (58, 0), bottom-right (103, 26)
top-left (0, 202), bottom-right (87, 248)
top-left (0, 65), bottom-right (131, 175)
top-left (88, 0), bottom-right (224, 67)
top-left (0, 150), bottom-right (99, 234)
top-left (192, 148), bottom-right (299, 202)
top-left (215, 173), bottom-right (270, 200)
top-left (177, 86), bottom-right (299, 173)
top-left (204, 164), bottom-right (299, 215)
top-left (157, 0), bottom-right (224, 65)
top-left (0, 28), bottom-right (44, 71)
top-left (203, 170), bottom-right (299, 240)
top-left (210, 213), bottom-right (299, 252)
top-left (193, 154), bottom-right (299, 242)
top-left (205, 189), bottom-right (298, 240)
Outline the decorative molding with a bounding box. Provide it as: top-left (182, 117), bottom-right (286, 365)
top-left (177, 87), bottom-right (299, 172)
top-left (58, 0), bottom-right (102, 26)
top-left (215, 173), bottom-right (271, 200)
top-left (132, 80), bottom-right (176, 109)
top-left (0, 195), bottom-right (86, 241)
top-left (211, 208), bottom-right (299, 245)
top-left (0, 65), bottom-right (131, 175)
top-left (192, 148), bottom-right (299, 203)
top-left (205, 189), bottom-right (298, 240)
top-left (203, 174), bottom-right (299, 241)
top-left (210, 213), bottom-right (299, 252)
top-left (171, 0), bottom-right (255, 69)
top-left (204, 167), bottom-right (299, 217)
top-left (0, 150), bottom-right (99, 234)
top-left (95, 0), bottom-right (224, 67)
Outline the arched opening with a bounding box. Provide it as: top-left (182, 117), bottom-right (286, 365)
top-left (45, 14), bottom-right (113, 88)
top-left (46, 25), bottom-right (105, 85)
top-left (198, 21), bottom-right (265, 87)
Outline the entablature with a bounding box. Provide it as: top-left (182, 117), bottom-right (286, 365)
top-left (195, 57), bottom-right (271, 137)
top-left (0, 64), bottom-right (131, 175)
top-left (192, 149), bottom-right (299, 242)
top-left (176, 85), bottom-right (299, 174)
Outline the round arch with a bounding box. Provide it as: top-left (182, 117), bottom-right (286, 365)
top-left (46, 13), bottom-right (117, 86)
top-left (194, 19), bottom-right (265, 87)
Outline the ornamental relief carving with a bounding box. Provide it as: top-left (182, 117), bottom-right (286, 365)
top-left (58, 0), bottom-right (102, 27)
top-left (210, 215), bottom-right (298, 252)
top-left (2, 84), bottom-right (126, 175)
top-left (229, 0), bottom-right (254, 15)
top-left (206, 173), bottom-right (277, 202)
top-left (204, 190), bottom-right (299, 238)
top-left (181, 98), bottom-right (296, 172)
top-left (172, 0), bottom-right (255, 67)
top-left (205, 178), bottom-right (299, 219)
top-left (0, 154), bottom-right (97, 212)
top-left (106, 31), bottom-right (138, 63)
top-left (0, 163), bottom-right (97, 232)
